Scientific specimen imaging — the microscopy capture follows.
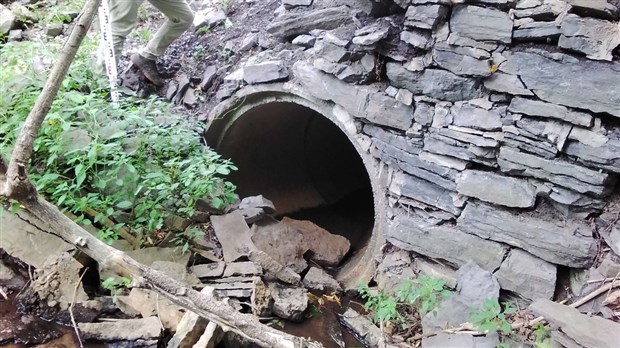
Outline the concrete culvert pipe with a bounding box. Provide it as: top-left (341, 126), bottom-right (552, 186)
top-left (205, 86), bottom-right (386, 289)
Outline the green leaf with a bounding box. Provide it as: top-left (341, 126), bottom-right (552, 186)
top-left (116, 201), bottom-right (133, 209)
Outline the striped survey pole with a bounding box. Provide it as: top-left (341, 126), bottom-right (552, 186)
top-left (98, 0), bottom-right (119, 101)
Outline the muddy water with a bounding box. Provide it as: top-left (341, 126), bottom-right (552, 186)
top-left (0, 295), bottom-right (103, 348)
top-left (281, 296), bottom-right (366, 348)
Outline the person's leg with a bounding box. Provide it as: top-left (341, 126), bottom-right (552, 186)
top-left (108, 0), bottom-right (144, 60)
top-left (140, 0), bottom-right (194, 59)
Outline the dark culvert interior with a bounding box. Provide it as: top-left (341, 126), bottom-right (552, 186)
top-left (208, 101), bottom-right (375, 253)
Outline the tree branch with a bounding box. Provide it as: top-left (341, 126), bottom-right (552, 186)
top-left (5, 0), bottom-right (101, 202)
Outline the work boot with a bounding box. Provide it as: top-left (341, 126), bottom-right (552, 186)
top-left (130, 53), bottom-right (164, 87)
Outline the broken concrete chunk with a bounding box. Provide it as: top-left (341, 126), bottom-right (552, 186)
top-left (282, 217), bottom-right (350, 267)
top-left (456, 170), bottom-right (538, 208)
top-left (269, 283), bottom-right (308, 321)
top-left (302, 267), bottom-right (342, 293)
top-left (495, 249), bottom-right (557, 300)
top-left (243, 60), bottom-right (289, 84)
top-left (530, 299), bottom-right (620, 348)
top-left (450, 5), bottom-right (513, 44)
top-left (78, 316), bottom-right (161, 341)
top-left (559, 14), bottom-right (620, 61)
top-left (210, 211), bottom-right (255, 262)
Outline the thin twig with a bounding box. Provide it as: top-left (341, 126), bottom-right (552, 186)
top-left (0, 287), bottom-right (8, 300)
top-left (70, 268), bottom-right (88, 348)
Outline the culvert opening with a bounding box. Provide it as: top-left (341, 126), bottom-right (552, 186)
top-left (206, 100), bottom-right (376, 267)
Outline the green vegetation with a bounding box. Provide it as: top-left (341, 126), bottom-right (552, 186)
top-left (0, 32), bottom-right (237, 244)
top-left (102, 276), bottom-right (132, 302)
top-left (171, 227), bottom-right (206, 254)
top-left (358, 276), bottom-right (452, 330)
top-left (469, 298), bottom-right (517, 336)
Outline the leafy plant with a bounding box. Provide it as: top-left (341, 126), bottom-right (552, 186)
top-left (358, 276), bottom-right (452, 329)
top-left (532, 323), bottom-right (553, 348)
top-left (193, 44), bottom-right (207, 60)
top-left (0, 31), bottom-right (238, 244)
top-left (136, 26), bottom-right (153, 42)
top-left (469, 298), bottom-right (517, 335)
top-left (217, 0), bottom-right (235, 14)
top-left (395, 276), bottom-right (451, 316)
top-left (102, 276), bottom-right (132, 302)
top-left (195, 25), bottom-right (211, 36)
top-left (171, 227), bottom-right (205, 254)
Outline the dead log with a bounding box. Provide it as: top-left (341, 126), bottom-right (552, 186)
top-left (0, 0), bottom-right (321, 346)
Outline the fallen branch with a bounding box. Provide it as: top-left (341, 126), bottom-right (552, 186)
top-left (70, 268), bottom-right (88, 348)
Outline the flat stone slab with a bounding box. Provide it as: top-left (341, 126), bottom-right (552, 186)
top-left (340, 308), bottom-right (383, 347)
top-left (210, 211), bottom-right (255, 263)
top-left (388, 214), bottom-right (508, 271)
top-left (450, 5), bottom-right (513, 43)
top-left (530, 299), bottom-right (620, 348)
top-left (190, 262), bottom-right (225, 278)
top-left (494, 249), bottom-right (556, 300)
top-left (78, 317), bottom-right (161, 341)
top-left (458, 202), bottom-right (597, 268)
top-left (559, 14), bottom-right (620, 61)
top-left (223, 261), bottom-right (262, 277)
top-left (456, 170), bottom-right (537, 208)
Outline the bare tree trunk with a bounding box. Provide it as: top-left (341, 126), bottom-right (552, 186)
top-left (0, 0), bottom-right (321, 347)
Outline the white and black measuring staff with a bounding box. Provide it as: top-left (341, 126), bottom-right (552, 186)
top-left (98, 0), bottom-right (119, 101)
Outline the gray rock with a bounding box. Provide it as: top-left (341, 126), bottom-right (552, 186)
top-left (414, 259), bottom-right (457, 289)
top-left (302, 267), bottom-right (342, 293)
top-left (414, 101), bottom-right (434, 126)
top-left (432, 45), bottom-right (492, 77)
top-left (282, 0), bottom-right (312, 8)
top-left (363, 124), bottom-right (421, 155)
top-left (0, 262), bottom-right (15, 281)
top-left (458, 202), bottom-right (597, 267)
top-left (267, 6), bottom-right (351, 38)
top-left (200, 65), bottom-right (217, 91)
top-left (389, 171), bottom-right (459, 214)
top-left (530, 299), bottom-right (620, 348)
top-left (597, 253), bottom-right (620, 278)
top-left (291, 34), bottom-right (316, 47)
top-left (243, 60), bottom-right (288, 84)
top-left (395, 88), bottom-right (413, 106)
top-left (222, 261), bottom-right (262, 277)
top-left (423, 132), bottom-right (497, 167)
top-left (8, 29), bottom-right (22, 41)
top-left (163, 214), bottom-right (191, 232)
top-left (559, 14), bottom-right (620, 61)
top-left (211, 211), bottom-right (256, 262)
top-left (215, 82), bottom-right (238, 101)
top-left (422, 261), bottom-right (500, 332)
top-left (239, 195), bottom-right (276, 213)
top-left (450, 5), bottom-right (513, 44)
top-left (282, 217), bottom-right (350, 267)
top-left (456, 170), bottom-right (537, 208)
top-left (193, 8), bottom-right (226, 28)
top-left (239, 33), bottom-right (259, 52)
top-left (513, 0), bottom-right (570, 18)
top-left (251, 217), bottom-right (308, 273)
top-left (457, 261), bottom-right (500, 307)
top-left (352, 23), bottom-right (389, 46)
top-left (248, 249), bottom-right (301, 285)
top-left (340, 308), bottom-right (383, 347)
top-left (313, 57), bottom-right (347, 75)
top-left (566, 0), bottom-right (619, 20)
top-left (484, 72), bottom-right (534, 95)
top-left (400, 30), bottom-right (432, 49)
top-left (77, 317), bottom-right (161, 341)
top-left (365, 93), bottom-right (414, 130)
top-left (315, 40), bottom-right (350, 63)
top-left (495, 249), bottom-right (556, 300)
top-left (388, 214), bottom-right (508, 271)
top-left (386, 62), bottom-right (483, 101)
top-left (498, 147), bottom-right (613, 197)
top-left (0, 4), bottom-right (16, 34)
top-left (501, 51), bottom-right (620, 118)
top-left (564, 139), bottom-right (620, 174)
top-left (336, 61), bottom-right (372, 83)
top-left (190, 262), bottom-right (225, 278)
top-left (405, 4), bottom-right (448, 29)
top-left (422, 332), bottom-right (499, 348)
top-left (434, 127), bottom-right (498, 148)
top-left (514, 21), bottom-right (562, 41)
top-left (269, 283), bottom-right (308, 321)
top-left (451, 103), bottom-right (502, 130)
top-left (502, 133), bottom-right (558, 159)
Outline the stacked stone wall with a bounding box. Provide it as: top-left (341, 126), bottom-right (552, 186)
top-left (199, 0), bottom-right (620, 300)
